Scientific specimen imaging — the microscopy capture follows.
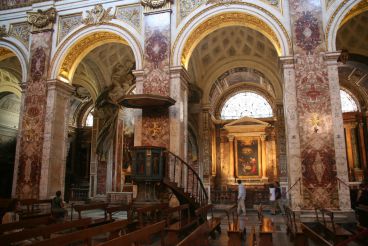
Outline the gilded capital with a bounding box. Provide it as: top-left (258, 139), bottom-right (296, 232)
top-left (27, 8), bottom-right (56, 32)
top-left (141, 0), bottom-right (172, 9)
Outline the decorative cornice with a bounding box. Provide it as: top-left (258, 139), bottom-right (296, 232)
top-left (82, 4), bottom-right (114, 25)
top-left (27, 7), bottom-right (56, 32)
top-left (172, 2), bottom-right (291, 67)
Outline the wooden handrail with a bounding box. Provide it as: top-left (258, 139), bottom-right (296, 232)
top-left (336, 177), bottom-right (350, 189)
top-left (165, 151), bottom-right (208, 204)
top-left (335, 228), bottom-right (368, 246)
top-left (285, 177), bottom-right (301, 195)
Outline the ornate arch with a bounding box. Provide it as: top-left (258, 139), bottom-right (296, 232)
top-left (0, 40), bottom-right (29, 82)
top-left (202, 57), bottom-right (282, 104)
top-left (172, 3), bottom-right (291, 68)
top-left (326, 0), bottom-right (367, 51)
top-left (214, 84), bottom-right (276, 119)
top-left (50, 23), bottom-right (143, 83)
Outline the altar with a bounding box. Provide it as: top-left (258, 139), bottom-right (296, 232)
top-left (212, 117), bottom-right (278, 187)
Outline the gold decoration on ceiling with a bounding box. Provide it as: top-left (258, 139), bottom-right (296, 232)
top-left (339, 0), bottom-right (368, 27)
top-left (172, 2), bottom-right (291, 66)
top-left (141, 0), bottom-right (172, 8)
top-left (59, 32), bottom-right (126, 81)
top-left (27, 8), bottom-right (56, 32)
top-left (0, 47), bottom-right (14, 61)
top-left (181, 12), bottom-right (282, 68)
top-left (82, 4), bottom-right (114, 25)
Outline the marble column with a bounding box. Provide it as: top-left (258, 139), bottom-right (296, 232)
top-left (275, 103), bottom-right (287, 182)
top-left (13, 8), bottom-right (56, 199)
top-left (39, 80), bottom-right (74, 199)
top-left (228, 135), bottom-right (235, 183)
top-left (288, 1), bottom-right (350, 209)
top-left (280, 56), bottom-right (302, 210)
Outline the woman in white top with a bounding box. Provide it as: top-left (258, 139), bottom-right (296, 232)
top-left (269, 184), bottom-right (276, 215)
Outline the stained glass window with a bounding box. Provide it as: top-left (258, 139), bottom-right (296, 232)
top-left (221, 92), bottom-right (273, 119)
top-left (340, 90), bottom-right (358, 113)
top-left (85, 110), bottom-right (94, 127)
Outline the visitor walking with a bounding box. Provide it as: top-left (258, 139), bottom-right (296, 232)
top-left (237, 180), bottom-right (246, 215)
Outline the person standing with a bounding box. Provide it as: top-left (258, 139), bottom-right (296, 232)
top-left (237, 180), bottom-right (246, 215)
top-left (269, 183), bottom-right (276, 215)
top-left (275, 181), bottom-right (285, 215)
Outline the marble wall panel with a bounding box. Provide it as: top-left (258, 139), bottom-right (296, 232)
top-left (289, 0), bottom-right (340, 208)
top-left (115, 5), bottom-right (142, 33)
top-left (15, 31), bottom-right (52, 199)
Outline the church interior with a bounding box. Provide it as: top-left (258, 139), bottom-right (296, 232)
top-left (0, 0), bottom-right (368, 245)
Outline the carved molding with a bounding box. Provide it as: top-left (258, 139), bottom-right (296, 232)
top-left (82, 4), bottom-right (114, 25)
top-left (141, 0), bottom-right (172, 9)
top-left (27, 8), bottom-right (56, 32)
top-left (0, 25), bottom-right (8, 38)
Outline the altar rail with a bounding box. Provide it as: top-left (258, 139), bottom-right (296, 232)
top-left (211, 188), bottom-right (270, 208)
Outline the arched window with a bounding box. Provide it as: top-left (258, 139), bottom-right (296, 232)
top-left (340, 90), bottom-right (358, 113)
top-left (85, 110), bottom-right (94, 127)
top-left (220, 92), bottom-right (273, 119)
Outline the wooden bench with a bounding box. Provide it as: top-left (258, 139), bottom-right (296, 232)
top-left (31, 219), bottom-right (130, 246)
top-left (315, 208), bottom-right (352, 243)
top-left (98, 220), bottom-right (166, 246)
top-left (135, 203), bottom-right (169, 228)
top-left (247, 226), bottom-right (257, 246)
top-left (284, 205), bottom-right (307, 246)
top-left (195, 204), bottom-right (221, 239)
top-left (0, 218), bottom-right (92, 246)
top-left (165, 204), bottom-right (199, 246)
top-left (0, 215), bottom-right (55, 235)
top-left (225, 204), bottom-right (245, 246)
top-left (19, 199), bottom-right (52, 219)
top-left (301, 222), bottom-right (334, 246)
top-left (106, 204), bottom-right (133, 221)
top-left (356, 204), bottom-right (368, 227)
top-left (73, 202), bottom-right (110, 226)
top-left (259, 216), bottom-right (273, 246)
top-left (177, 221), bottom-right (210, 246)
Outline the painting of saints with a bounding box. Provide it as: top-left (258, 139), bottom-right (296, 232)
top-left (237, 139), bottom-right (259, 177)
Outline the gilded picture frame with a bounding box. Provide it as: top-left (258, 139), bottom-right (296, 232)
top-left (235, 137), bottom-right (261, 178)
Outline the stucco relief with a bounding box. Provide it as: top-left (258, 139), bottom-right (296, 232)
top-left (58, 14), bottom-right (82, 44)
top-left (115, 5), bottom-right (142, 32)
top-left (9, 22), bottom-right (30, 47)
top-left (82, 4), bottom-right (114, 25)
top-left (27, 8), bottom-right (56, 32)
top-left (17, 31), bottom-right (52, 198)
top-left (142, 110), bottom-right (170, 148)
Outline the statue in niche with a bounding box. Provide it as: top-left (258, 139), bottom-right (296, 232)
top-left (95, 61), bottom-right (136, 160)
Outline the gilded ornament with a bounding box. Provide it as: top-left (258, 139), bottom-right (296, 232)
top-left (0, 25), bottom-right (8, 37)
top-left (141, 0), bottom-right (172, 9)
top-left (59, 32), bottom-right (125, 80)
top-left (27, 8), bottom-right (56, 32)
top-left (82, 4), bottom-right (114, 25)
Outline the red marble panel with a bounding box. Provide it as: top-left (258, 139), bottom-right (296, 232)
top-left (289, 1), bottom-right (338, 208)
top-left (143, 13), bottom-right (170, 96)
top-left (97, 160), bottom-right (107, 195)
top-left (15, 32), bottom-right (52, 199)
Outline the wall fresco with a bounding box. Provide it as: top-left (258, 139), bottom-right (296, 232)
top-left (16, 32), bottom-right (52, 199)
top-left (289, 0), bottom-right (339, 208)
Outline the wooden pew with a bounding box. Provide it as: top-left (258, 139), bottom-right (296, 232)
top-left (98, 220), bottom-right (166, 246)
top-left (315, 208), bottom-right (352, 243)
top-left (284, 205), bottom-right (307, 246)
top-left (356, 204), bottom-right (368, 227)
top-left (165, 204), bottom-right (199, 246)
top-left (136, 203), bottom-right (169, 228)
top-left (247, 226), bottom-right (257, 246)
top-left (73, 202), bottom-right (110, 226)
top-left (0, 218), bottom-right (92, 246)
top-left (19, 199), bottom-right (52, 219)
top-left (259, 216), bottom-right (273, 246)
top-left (301, 222), bottom-right (333, 246)
top-left (106, 204), bottom-right (133, 221)
top-left (177, 221), bottom-right (210, 246)
top-left (195, 204), bottom-right (221, 239)
top-left (31, 219), bottom-right (129, 246)
top-left (225, 204), bottom-right (245, 246)
top-left (0, 215), bottom-right (54, 235)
